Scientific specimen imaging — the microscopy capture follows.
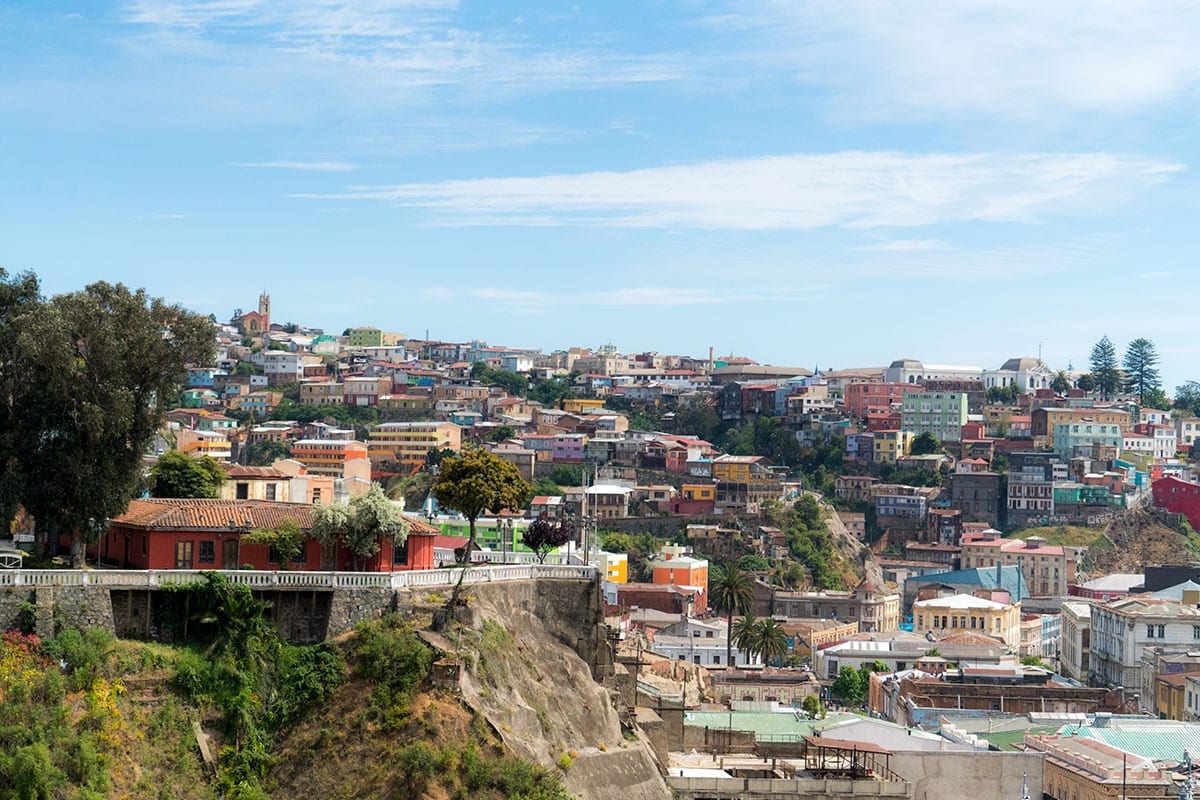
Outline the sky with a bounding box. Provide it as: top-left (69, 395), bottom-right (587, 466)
top-left (3, 1), bottom-right (1199, 389)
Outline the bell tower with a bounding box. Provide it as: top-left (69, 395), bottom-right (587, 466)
top-left (258, 291), bottom-right (270, 329)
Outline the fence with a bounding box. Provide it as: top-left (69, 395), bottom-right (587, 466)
top-left (0, 564), bottom-right (597, 590)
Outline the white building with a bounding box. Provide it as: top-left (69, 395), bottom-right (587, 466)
top-left (647, 617), bottom-right (759, 668)
top-left (982, 357), bottom-right (1055, 392)
top-left (1060, 601), bottom-right (1093, 682)
top-left (883, 359), bottom-right (983, 386)
top-left (1088, 586), bottom-right (1200, 711)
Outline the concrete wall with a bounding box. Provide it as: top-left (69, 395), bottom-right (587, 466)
top-left (890, 751), bottom-right (1042, 800)
top-left (669, 776), bottom-right (910, 799)
top-left (0, 586), bottom-right (114, 640)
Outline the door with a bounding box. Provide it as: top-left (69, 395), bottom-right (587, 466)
top-left (175, 540), bottom-right (194, 570)
top-left (222, 539), bottom-right (239, 570)
top-left (320, 542), bottom-right (336, 571)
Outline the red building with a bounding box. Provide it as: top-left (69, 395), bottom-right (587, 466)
top-left (844, 382), bottom-right (907, 419)
top-left (1152, 476), bottom-right (1200, 529)
top-left (100, 498), bottom-right (438, 572)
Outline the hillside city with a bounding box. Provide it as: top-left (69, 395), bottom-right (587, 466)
top-left (10, 286), bottom-right (1200, 798)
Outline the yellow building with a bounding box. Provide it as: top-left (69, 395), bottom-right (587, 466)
top-left (711, 455), bottom-right (770, 483)
top-left (377, 394), bottom-right (435, 414)
top-left (176, 429), bottom-right (232, 463)
top-left (1156, 672), bottom-right (1190, 720)
top-left (596, 552), bottom-right (628, 583)
top-left (561, 398), bottom-right (606, 414)
top-left (873, 430), bottom-right (914, 464)
top-left (913, 593), bottom-right (1021, 650)
top-left (367, 422), bottom-right (461, 472)
top-left (1031, 407), bottom-right (1131, 449)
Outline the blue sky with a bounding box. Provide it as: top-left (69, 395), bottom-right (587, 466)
top-left (4, 1), bottom-right (1200, 389)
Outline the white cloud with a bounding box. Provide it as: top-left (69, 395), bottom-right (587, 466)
top-left (857, 239), bottom-right (948, 252)
top-left (296, 151), bottom-right (1181, 230)
top-left (719, 2), bottom-right (1200, 118)
top-left (420, 285), bottom-right (810, 308)
top-left (232, 160), bottom-right (361, 171)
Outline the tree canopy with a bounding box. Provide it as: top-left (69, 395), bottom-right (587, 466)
top-left (1089, 335), bottom-right (1121, 400)
top-left (1, 273), bottom-right (214, 563)
top-left (151, 451), bottom-right (227, 498)
top-left (710, 565), bottom-right (755, 667)
top-left (431, 448), bottom-right (532, 561)
top-left (243, 517), bottom-right (307, 569)
top-left (908, 432), bottom-right (943, 456)
top-left (521, 513), bottom-right (570, 563)
top-left (831, 665), bottom-right (865, 704)
top-left (312, 485), bottom-right (408, 570)
top-left (1123, 338), bottom-right (1162, 405)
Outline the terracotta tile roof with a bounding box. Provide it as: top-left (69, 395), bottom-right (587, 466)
top-left (115, 499), bottom-right (316, 531)
top-left (223, 465), bottom-right (289, 479)
top-left (113, 498), bottom-right (438, 535)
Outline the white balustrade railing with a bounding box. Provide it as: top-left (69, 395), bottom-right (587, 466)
top-left (0, 564), bottom-right (597, 590)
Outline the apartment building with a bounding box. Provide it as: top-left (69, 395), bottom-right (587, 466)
top-left (900, 390), bottom-right (969, 442)
top-left (367, 422), bottom-right (461, 473)
top-left (959, 535), bottom-right (1075, 597)
top-left (289, 439), bottom-right (369, 477)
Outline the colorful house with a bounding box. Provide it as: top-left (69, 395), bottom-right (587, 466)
top-left (649, 552), bottom-right (708, 613)
top-left (100, 498), bottom-right (438, 572)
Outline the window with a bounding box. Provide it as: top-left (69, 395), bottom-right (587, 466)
top-left (1147, 624), bottom-right (1156, 638)
top-left (175, 540), bottom-right (194, 570)
top-left (1159, 625), bottom-right (1166, 638)
top-left (199, 540), bottom-right (215, 564)
top-left (265, 484), bottom-right (276, 501)
top-left (236, 482), bottom-right (249, 500)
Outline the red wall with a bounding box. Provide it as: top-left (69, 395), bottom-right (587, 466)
top-left (1153, 477), bottom-right (1200, 530)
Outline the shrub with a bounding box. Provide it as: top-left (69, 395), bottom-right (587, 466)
top-left (16, 601), bottom-right (37, 635)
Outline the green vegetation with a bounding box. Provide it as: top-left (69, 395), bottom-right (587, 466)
top-left (784, 495), bottom-right (845, 590)
top-left (311, 484), bottom-right (408, 571)
top-left (0, 271), bottom-right (214, 564)
top-left (1089, 334), bottom-right (1121, 401)
top-left (831, 665), bottom-right (864, 704)
top-left (243, 518), bottom-right (307, 570)
top-left (151, 451), bottom-right (228, 499)
top-left (431, 449), bottom-right (533, 561)
top-left (1123, 337), bottom-right (1162, 405)
top-left (1006, 525), bottom-right (1106, 549)
top-left (710, 565), bottom-right (755, 667)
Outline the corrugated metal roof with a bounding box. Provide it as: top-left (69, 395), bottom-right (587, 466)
top-left (1067, 720), bottom-right (1200, 762)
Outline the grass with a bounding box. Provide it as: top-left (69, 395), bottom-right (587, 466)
top-left (1005, 525), bottom-right (1106, 548)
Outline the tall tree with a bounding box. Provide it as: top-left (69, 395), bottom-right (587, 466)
top-left (710, 565), bottom-right (755, 668)
top-left (0, 269), bottom-right (41, 528)
top-left (1122, 337), bottom-right (1162, 405)
top-left (753, 618), bottom-right (790, 667)
top-left (10, 280), bottom-right (213, 564)
top-left (431, 448), bottom-right (533, 562)
top-left (1088, 335), bottom-right (1121, 401)
top-left (1050, 370), bottom-right (1073, 394)
top-left (1176, 381), bottom-right (1200, 417)
top-left (731, 613), bottom-right (759, 660)
top-left (150, 451), bottom-right (227, 498)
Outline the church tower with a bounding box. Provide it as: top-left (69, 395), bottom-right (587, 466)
top-left (258, 291), bottom-right (270, 330)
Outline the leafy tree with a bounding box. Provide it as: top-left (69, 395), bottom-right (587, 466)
top-left (831, 665), bottom-right (864, 704)
top-left (1019, 655), bottom-right (1052, 670)
top-left (547, 463), bottom-right (587, 486)
top-left (710, 565), bottom-right (755, 667)
top-left (529, 378), bottom-right (576, 406)
top-left (1142, 387), bottom-right (1170, 412)
top-left (1076, 373), bottom-right (1097, 393)
top-left (243, 517), bottom-right (307, 569)
top-left (1089, 335), bottom-right (1121, 401)
top-left (1123, 337), bottom-right (1162, 405)
top-left (0, 269), bottom-right (41, 527)
top-left (245, 439), bottom-right (290, 467)
top-left (312, 485), bottom-right (408, 570)
top-left (521, 513), bottom-right (570, 563)
top-left (431, 448), bottom-right (533, 562)
top-left (985, 384), bottom-right (1021, 404)
top-left (8, 279), bottom-right (213, 563)
top-left (736, 554), bottom-right (771, 572)
top-left (531, 477), bottom-right (563, 497)
top-left (753, 617), bottom-right (789, 667)
top-left (672, 397), bottom-right (722, 442)
top-left (1050, 370), bottom-right (1073, 394)
top-left (1176, 381), bottom-right (1200, 417)
top-left (908, 432), bottom-right (943, 456)
top-left (801, 694), bottom-right (824, 719)
top-left (151, 450), bottom-right (227, 498)
top-left (485, 425), bottom-right (516, 443)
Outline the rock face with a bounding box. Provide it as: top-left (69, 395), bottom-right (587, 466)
top-left (822, 497), bottom-right (885, 588)
top-left (453, 579), bottom-right (672, 800)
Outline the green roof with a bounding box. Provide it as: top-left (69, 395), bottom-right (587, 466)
top-left (683, 710), bottom-right (858, 739)
top-left (1065, 720), bottom-right (1200, 762)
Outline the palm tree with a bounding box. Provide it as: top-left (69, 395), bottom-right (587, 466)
top-left (710, 565), bottom-right (755, 667)
top-left (731, 613), bottom-right (759, 662)
top-left (753, 618), bottom-right (790, 667)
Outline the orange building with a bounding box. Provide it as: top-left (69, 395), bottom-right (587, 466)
top-left (289, 438), bottom-right (370, 477)
top-left (649, 552), bottom-right (709, 613)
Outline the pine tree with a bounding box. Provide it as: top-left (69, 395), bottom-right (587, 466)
top-left (1122, 337), bottom-right (1162, 405)
top-left (1088, 335), bottom-right (1121, 401)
